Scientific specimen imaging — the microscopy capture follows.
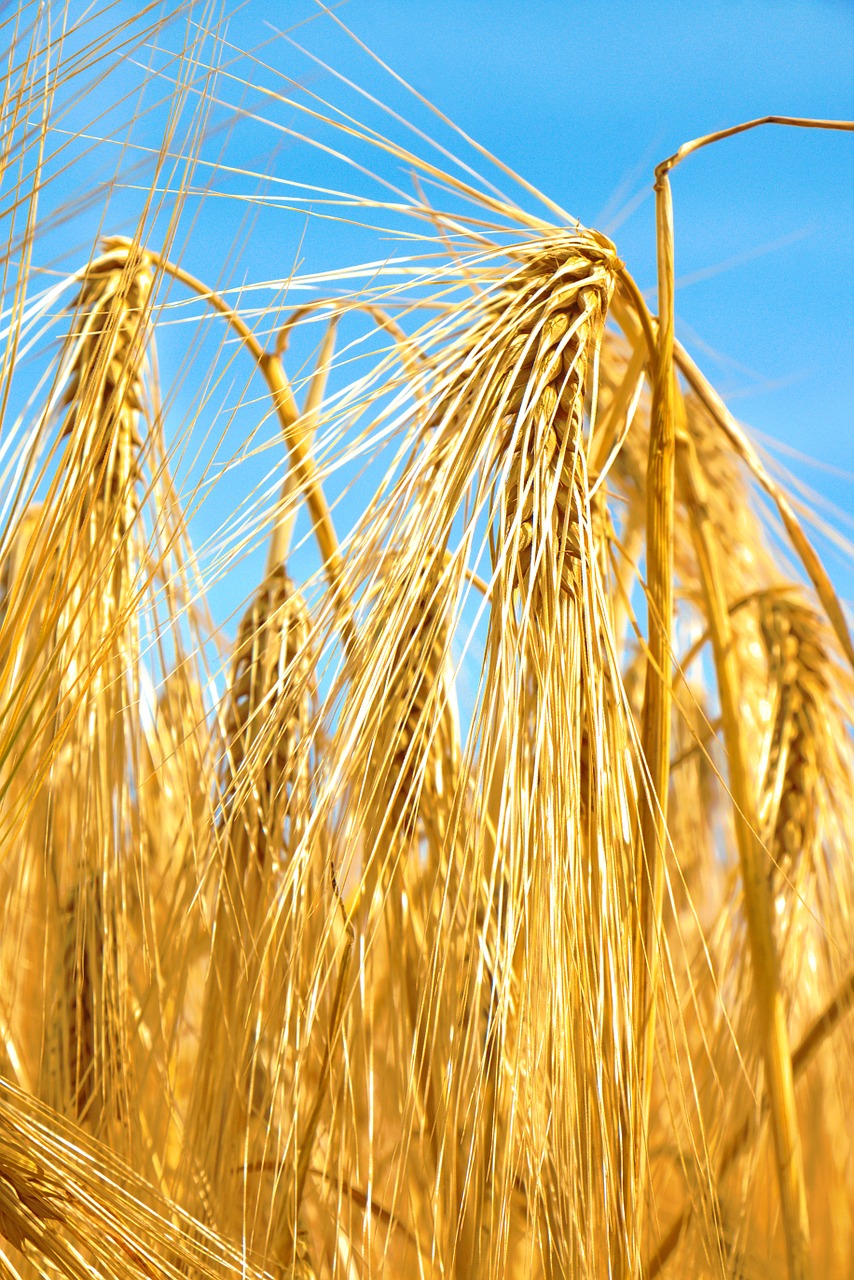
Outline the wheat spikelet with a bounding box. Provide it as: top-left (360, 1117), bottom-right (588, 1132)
top-left (433, 235), bottom-right (618, 613)
top-left (221, 566), bottom-right (314, 861)
top-left (58, 240), bottom-right (153, 529)
top-left (395, 230), bottom-right (642, 1276)
top-left (503, 280), bottom-right (610, 596)
top-left (182, 567), bottom-right (325, 1264)
top-left (754, 591), bottom-right (854, 1275)
top-left (759, 591), bottom-right (833, 890)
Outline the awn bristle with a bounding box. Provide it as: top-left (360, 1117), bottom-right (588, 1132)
top-left (0, 1129), bottom-right (80, 1278)
top-left (0, 1077), bottom-right (293, 1278)
top-left (367, 555), bottom-right (458, 852)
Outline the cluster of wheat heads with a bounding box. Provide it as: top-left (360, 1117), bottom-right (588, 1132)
top-left (0, 9), bottom-right (853, 1278)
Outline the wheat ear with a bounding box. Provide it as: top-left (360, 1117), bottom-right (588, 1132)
top-left (183, 568), bottom-right (320, 1262)
top-left (759, 591), bottom-right (833, 890)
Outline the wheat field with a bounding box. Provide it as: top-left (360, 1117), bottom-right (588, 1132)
top-left (0, 5), bottom-right (852, 1278)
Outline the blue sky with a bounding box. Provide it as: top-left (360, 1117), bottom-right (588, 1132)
top-left (323, 0), bottom-right (854, 451)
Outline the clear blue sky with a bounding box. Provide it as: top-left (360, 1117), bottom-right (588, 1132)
top-left (308, 0), bottom-right (854, 461)
top-left (18, 0), bottom-right (854, 620)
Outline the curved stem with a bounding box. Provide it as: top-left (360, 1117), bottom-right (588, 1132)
top-left (656, 115), bottom-right (853, 179)
top-left (111, 239), bottom-right (354, 652)
top-left (266, 314), bottom-right (340, 573)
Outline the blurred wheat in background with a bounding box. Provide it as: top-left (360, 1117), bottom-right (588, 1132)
top-left (0, 3), bottom-right (852, 1278)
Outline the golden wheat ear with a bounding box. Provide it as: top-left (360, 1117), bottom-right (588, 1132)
top-left (318, 227), bottom-right (645, 1277)
top-left (58, 242), bottom-right (152, 522)
top-left (477, 238), bottom-right (640, 1279)
top-left (0, 244), bottom-right (159, 1154)
top-left (0, 1076), bottom-right (288, 1278)
top-left (180, 567), bottom-right (327, 1257)
top-left (758, 592), bottom-right (834, 888)
top-left (0, 237), bottom-right (212, 1190)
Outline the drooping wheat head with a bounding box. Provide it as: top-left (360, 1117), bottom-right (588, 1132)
top-left (58, 240), bottom-right (153, 534)
top-left (32, 243), bottom-right (156, 1145)
top-left (364, 228), bottom-right (646, 1277)
top-left (759, 590), bottom-right (833, 894)
top-left (181, 566), bottom-right (326, 1265)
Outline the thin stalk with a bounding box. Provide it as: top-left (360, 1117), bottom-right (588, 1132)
top-left (645, 968), bottom-right (854, 1278)
top-left (676, 433), bottom-right (811, 1280)
top-left (656, 115), bottom-right (853, 178)
top-left (633, 157), bottom-right (677, 1230)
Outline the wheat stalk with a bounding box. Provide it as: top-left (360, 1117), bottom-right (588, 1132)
top-left (0, 1077), bottom-right (287, 1278)
top-left (0, 244), bottom-right (159, 1156)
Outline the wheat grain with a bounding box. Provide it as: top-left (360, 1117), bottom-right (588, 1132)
top-left (58, 241), bottom-right (153, 530)
top-left (759, 591), bottom-right (832, 889)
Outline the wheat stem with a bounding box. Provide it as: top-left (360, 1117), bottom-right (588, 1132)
top-left (656, 115), bottom-right (853, 178)
top-left (267, 313), bottom-right (340, 573)
top-left (676, 432), bottom-right (811, 1280)
top-left (633, 159), bottom-right (677, 1243)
